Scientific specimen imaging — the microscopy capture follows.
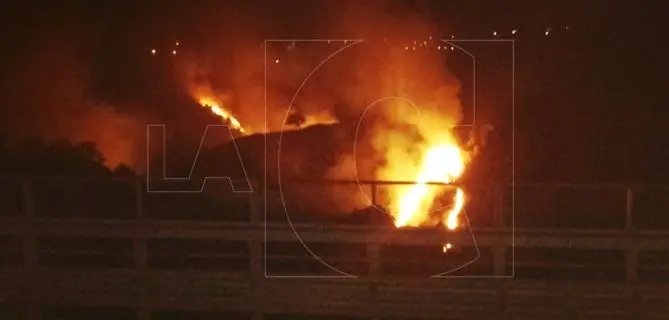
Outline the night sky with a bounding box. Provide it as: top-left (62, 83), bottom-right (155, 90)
top-left (0, 1), bottom-right (666, 182)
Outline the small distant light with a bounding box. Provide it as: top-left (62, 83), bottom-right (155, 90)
top-left (412, 46), bottom-right (416, 51)
top-left (512, 29), bottom-right (517, 35)
top-left (437, 45), bottom-right (441, 50)
top-left (451, 35), bottom-right (455, 39)
top-left (423, 40), bottom-right (427, 45)
top-left (175, 41), bottom-right (180, 46)
top-left (545, 28), bottom-right (551, 36)
top-left (344, 40), bottom-right (347, 44)
top-left (429, 36), bottom-right (432, 40)
top-left (565, 25), bottom-right (569, 31)
top-left (150, 49), bottom-right (156, 55)
top-left (404, 46), bottom-right (409, 50)
top-left (275, 58), bottom-right (280, 63)
top-left (171, 50), bottom-right (176, 55)
top-left (328, 40), bottom-right (331, 44)
top-left (450, 46), bottom-right (454, 51)
top-left (443, 243), bottom-right (453, 252)
top-left (413, 40), bottom-right (417, 45)
top-left (493, 31), bottom-right (497, 36)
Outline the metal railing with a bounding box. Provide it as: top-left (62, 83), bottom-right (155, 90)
top-left (1, 178), bottom-right (669, 319)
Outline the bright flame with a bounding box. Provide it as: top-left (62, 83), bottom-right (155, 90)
top-left (446, 188), bottom-right (465, 230)
top-left (198, 97), bottom-right (247, 134)
top-left (379, 121), bottom-right (470, 254)
top-left (393, 144), bottom-right (466, 228)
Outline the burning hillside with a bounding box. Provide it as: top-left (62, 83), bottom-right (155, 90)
top-left (145, 4), bottom-right (483, 250)
top-left (197, 96), bottom-right (248, 134)
top-left (174, 31), bottom-right (480, 247)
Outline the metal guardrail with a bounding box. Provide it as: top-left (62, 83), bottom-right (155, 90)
top-left (3, 178), bottom-right (669, 228)
top-left (1, 178), bottom-right (669, 319)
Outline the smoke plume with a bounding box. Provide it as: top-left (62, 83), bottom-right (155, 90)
top-left (0, 26), bottom-right (143, 169)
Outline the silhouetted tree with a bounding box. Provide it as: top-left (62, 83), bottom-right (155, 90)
top-left (286, 110), bottom-right (306, 129)
top-left (0, 137), bottom-right (136, 177)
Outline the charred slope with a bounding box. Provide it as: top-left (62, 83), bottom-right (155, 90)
top-left (195, 123), bottom-right (356, 185)
top-left (193, 122), bottom-right (380, 222)
top-left (194, 121), bottom-right (487, 184)
top-left (193, 122), bottom-right (491, 223)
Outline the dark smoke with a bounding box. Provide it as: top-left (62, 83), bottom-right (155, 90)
top-left (0, 20), bottom-right (144, 169)
top-left (0, 1), bottom-right (458, 173)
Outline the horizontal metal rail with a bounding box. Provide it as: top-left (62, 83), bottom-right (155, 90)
top-left (284, 179), bottom-right (461, 186)
top-left (1, 178), bottom-right (669, 319)
top-left (1, 219), bottom-right (668, 248)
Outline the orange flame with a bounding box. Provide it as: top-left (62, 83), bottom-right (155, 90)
top-left (392, 138), bottom-right (468, 254)
top-left (197, 96), bottom-right (248, 134)
top-left (393, 143), bottom-right (467, 229)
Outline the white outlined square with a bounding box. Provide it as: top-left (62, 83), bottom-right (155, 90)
top-left (263, 38), bottom-right (514, 279)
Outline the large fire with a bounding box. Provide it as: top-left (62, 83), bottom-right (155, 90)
top-left (393, 143), bottom-right (466, 230)
top-left (380, 127), bottom-right (470, 252)
top-left (197, 96), bottom-right (248, 134)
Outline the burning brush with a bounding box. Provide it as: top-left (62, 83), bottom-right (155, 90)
top-left (382, 125), bottom-right (493, 253)
top-left (198, 96), bottom-right (248, 134)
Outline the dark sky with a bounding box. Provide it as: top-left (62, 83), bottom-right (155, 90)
top-left (0, 1), bottom-right (666, 181)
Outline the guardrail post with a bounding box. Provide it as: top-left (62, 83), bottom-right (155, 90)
top-left (135, 178), bottom-right (144, 219)
top-left (25, 307), bottom-right (42, 320)
top-left (134, 178), bottom-right (148, 271)
top-left (625, 186), bottom-right (638, 283)
top-left (625, 243), bottom-right (638, 283)
top-left (493, 184), bottom-right (508, 275)
top-left (367, 241), bottom-right (380, 317)
top-left (21, 179), bottom-right (37, 268)
top-left (494, 184), bottom-right (504, 228)
top-left (134, 238), bottom-right (148, 270)
top-left (249, 238), bottom-right (263, 320)
top-left (249, 179), bottom-right (261, 223)
top-left (22, 179), bottom-right (35, 219)
top-left (370, 183), bottom-right (377, 206)
top-left (493, 242), bottom-right (507, 276)
top-left (493, 185), bottom-right (508, 275)
top-left (249, 179), bottom-right (263, 320)
top-left (625, 187), bottom-right (634, 231)
top-left (368, 243), bottom-right (380, 277)
top-left (22, 180), bottom-right (40, 319)
top-left (137, 309), bottom-right (151, 320)
top-left (249, 240), bottom-right (262, 276)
